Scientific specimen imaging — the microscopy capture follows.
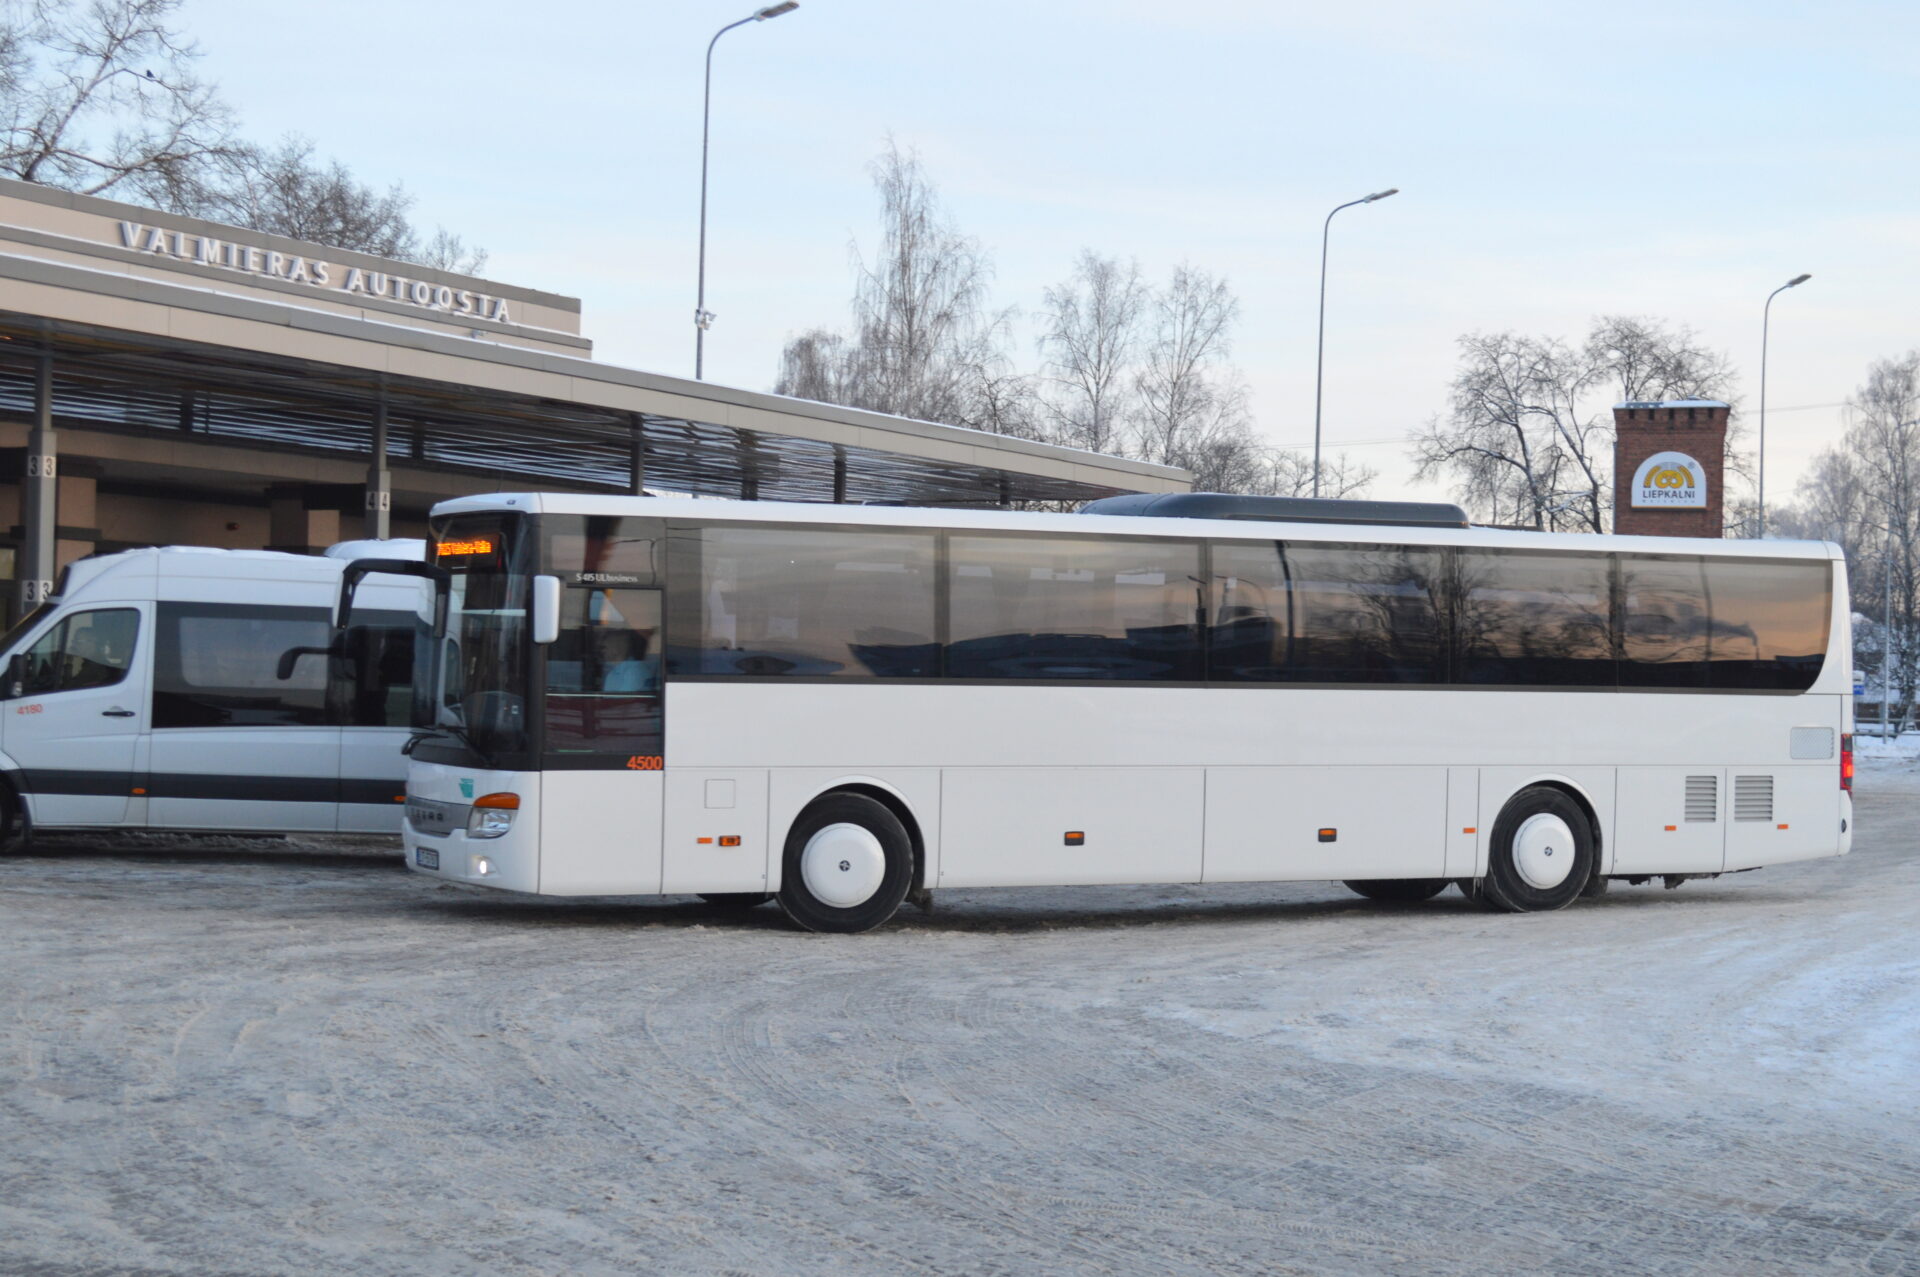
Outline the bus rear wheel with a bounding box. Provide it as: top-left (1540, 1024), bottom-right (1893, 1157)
top-left (1480, 787), bottom-right (1595, 913)
top-left (776, 794), bottom-right (913, 934)
top-left (1343, 878), bottom-right (1449, 903)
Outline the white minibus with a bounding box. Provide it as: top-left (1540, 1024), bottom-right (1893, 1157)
top-left (369, 492), bottom-right (1853, 932)
top-left (0, 542), bottom-right (425, 846)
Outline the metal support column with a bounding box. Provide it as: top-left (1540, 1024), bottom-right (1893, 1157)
top-left (365, 392), bottom-right (392, 540)
top-left (739, 431), bottom-right (759, 501)
top-left (629, 413), bottom-right (647, 495)
top-left (832, 447), bottom-right (847, 504)
top-left (18, 356), bottom-right (57, 615)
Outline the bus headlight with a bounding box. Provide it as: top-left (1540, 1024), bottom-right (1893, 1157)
top-left (467, 792), bottom-right (519, 838)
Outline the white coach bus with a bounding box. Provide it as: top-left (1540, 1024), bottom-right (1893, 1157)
top-left (366, 491), bottom-right (1853, 933)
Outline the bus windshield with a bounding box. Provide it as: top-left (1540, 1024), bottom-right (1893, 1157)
top-left (429, 513), bottom-right (532, 762)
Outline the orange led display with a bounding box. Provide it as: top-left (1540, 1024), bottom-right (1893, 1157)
top-left (436, 537), bottom-right (496, 557)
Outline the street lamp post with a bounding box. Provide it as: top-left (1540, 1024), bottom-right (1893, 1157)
top-left (694, 2), bottom-right (799, 382)
top-left (1312, 188), bottom-right (1397, 498)
top-left (1757, 271), bottom-right (1811, 535)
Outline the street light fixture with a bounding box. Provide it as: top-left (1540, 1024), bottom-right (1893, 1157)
top-left (1312, 187), bottom-right (1397, 498)
top-left (1757, 271), bottom-right (1812, 535)
top-left (694, 3), bottom-right (800, 381)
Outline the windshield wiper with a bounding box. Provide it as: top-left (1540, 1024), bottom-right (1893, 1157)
top-left (405, 722), bottom-right (488, 760)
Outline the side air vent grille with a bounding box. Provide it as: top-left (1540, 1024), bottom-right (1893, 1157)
top-left (1734, 775), bottom-right (1775, 823)
top-left (1684, 775), bottom-right (1718, 823)
top-left (1790, 727), bottom-right (1835, 760)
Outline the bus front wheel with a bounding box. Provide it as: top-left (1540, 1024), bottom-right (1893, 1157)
top-left (776, 793), bottom-right (914, 934)
top-left (1480, 787), bottom-right (1595, 913)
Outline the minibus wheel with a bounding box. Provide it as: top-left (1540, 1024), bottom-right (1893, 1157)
top-left (0, 780), bottom-right (23, 854)
top-left (776, 793), bottom-right (914, 934)
top-left (1342, 878), bottom-right (1449, 903)
top-left (1480, 787), bottom-right (1595, 913)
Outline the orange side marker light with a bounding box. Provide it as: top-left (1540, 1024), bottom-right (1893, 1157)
top-left (1462, 827), bottom-right (1476, 835)
top-left (696, 837), bottom-right (714, 845)
top-left (1777, 823), bottom-right (1789, 830)
top-left (131, 787), bottom-right (147, 796)
top-left (718, 836), bottom-right (741, 847)
top-left (1664, 824), bottom-right (1677, 832)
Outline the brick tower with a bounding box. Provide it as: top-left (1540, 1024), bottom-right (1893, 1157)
top-left (1611, 400), bottom-right (1728, 538)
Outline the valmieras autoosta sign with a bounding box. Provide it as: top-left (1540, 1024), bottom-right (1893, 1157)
top-left (1630, 450), bottom-right (1707, 509)
top-left (113, 220), bottom-right (514, 325)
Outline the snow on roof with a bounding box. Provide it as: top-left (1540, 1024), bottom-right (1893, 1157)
top-left (1613, 399), bottom-right (1730, 410)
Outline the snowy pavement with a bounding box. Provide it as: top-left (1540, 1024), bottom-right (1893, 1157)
top-left (3, 776), bottom-right (1918, 1274)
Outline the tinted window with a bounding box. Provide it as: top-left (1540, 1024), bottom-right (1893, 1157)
top-left (546, 587), bottom-right (663, 757)
top-left (17, 607), bottom-right (139, 696)
top-left (1619, 556), bottom-right (1711, 688)
top-left (542, 514), bottom-right (662, 587)
top-left (1271, 543), bottom-right (1444, 683)
top-left (153, 604), bottom-right (329, 727)
top-left (948, 536), bottom-right (1202, 680)
top-left (1209, 540), bottom-right (1291, 679)
top-left (1453, 550), bottom-right (1614, 686)
top-left (1699, 558), bottom-right (1830, 690)
top-left (334, 612), bottom-right (420, 727)
top-left (668, 526), bottom-right (938, 677)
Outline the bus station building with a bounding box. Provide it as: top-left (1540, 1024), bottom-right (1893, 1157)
top-left (0, 175), bottom-right (1188, 621)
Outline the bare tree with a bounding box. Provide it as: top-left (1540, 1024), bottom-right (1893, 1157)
top-left (1414, 316), bottom-right (1737, 531)
top-left (188, 137), bottom-right (487, 271)
top-left (1842, 355), bottom-right (1920, 732)
top-left (0, 0), bottom-right (234, 204)
top-left (1038, 251), bottom-right (1145, 454)
top-left (1, 2), bottom-right (485, 270)
top-left (844, 140), bottom-right (997, 424)
top-left (775, 141), bottom-right (1031, 435)
top-left (1255, 448), bottom-right (1377, 499)
top-left (1132, 265), bottom-right (1244, 468)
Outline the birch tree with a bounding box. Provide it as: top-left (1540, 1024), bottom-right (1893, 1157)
top-left (1038, 251), bottom-right (1145, 455)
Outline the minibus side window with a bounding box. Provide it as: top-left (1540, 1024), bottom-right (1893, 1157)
top-left (17, 608), bottom-right (139, 696)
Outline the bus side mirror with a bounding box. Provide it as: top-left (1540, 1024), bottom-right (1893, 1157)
top-left (532, 575), bottom-right (562, 645)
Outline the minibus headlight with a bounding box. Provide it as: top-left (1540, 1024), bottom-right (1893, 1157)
top-left (467, 792), bottom-right (519, 838)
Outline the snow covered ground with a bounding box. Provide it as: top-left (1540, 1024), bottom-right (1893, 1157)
top-left (3, 780), bottom-right (1918, 1273)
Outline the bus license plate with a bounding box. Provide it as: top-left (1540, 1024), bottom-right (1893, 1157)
top-left (414, 847), bottom-right (440, 870)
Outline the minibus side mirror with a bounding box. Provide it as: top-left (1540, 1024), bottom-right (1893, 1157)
top-left (531, 575), bottom-right (562, 645)
top-left (2, 652), bottom-right (21, 700)
top-left (276, 642), bottom-right (337, 681)
top-left (337, 559), bottom-right (450, 637)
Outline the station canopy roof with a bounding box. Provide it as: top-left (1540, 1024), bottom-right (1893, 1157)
top-left (0, 173), bottom-right (1187, 509)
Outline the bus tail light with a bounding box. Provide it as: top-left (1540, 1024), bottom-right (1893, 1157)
top-left (469, 792), bottom-right (520, 839)
top-left (1840, 734), bottom-right (1853, 792)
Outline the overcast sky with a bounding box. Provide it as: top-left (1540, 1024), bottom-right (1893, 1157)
top-left (184, 0), bottom-right (1917, 502)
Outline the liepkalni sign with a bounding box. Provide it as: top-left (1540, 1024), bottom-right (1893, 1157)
top-left (114, 220), bottom-right (514, 324)
top-left (1630, 450), bottom-right (1707, 509)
